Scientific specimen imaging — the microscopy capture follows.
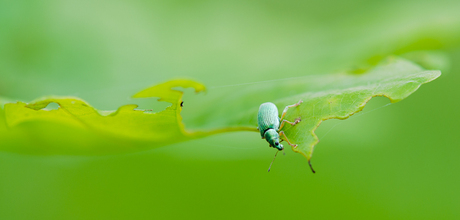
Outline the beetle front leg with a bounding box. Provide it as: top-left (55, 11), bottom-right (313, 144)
top-left (279, 131), bottom-right (298, 148)
top-left (280, 100), bottom-right (303, 122)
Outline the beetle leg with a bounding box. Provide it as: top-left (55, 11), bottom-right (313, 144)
top-left (279, 131), bottom-right (298, 148)
top-left (278, 118), bottom-right (301, 131)
top-left (280, 100), bottom-right (303, 122)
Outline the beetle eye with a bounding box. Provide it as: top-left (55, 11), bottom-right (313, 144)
top-left (275, 141), bottom-right (279, 146)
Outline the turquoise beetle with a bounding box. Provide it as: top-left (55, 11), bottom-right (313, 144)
top-left (258, 100), bottom-right (302, 171)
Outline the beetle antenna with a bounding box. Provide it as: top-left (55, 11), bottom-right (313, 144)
top-left (268, 151), bottom-right (279, 172)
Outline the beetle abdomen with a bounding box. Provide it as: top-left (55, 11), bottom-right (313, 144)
top-left (257, 102), bottom-right (280, 138)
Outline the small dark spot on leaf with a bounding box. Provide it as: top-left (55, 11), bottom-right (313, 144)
top-left (180, 101), bottom-right (184, 107)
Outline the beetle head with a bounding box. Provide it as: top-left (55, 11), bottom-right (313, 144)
top-left (264, 129), bottom-right (283, 150)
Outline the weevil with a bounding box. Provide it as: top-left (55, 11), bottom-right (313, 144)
top-left (258, 100), bottom-right (303, 172)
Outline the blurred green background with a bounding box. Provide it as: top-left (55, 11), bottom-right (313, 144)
top-left (1, 0), bottom-right (460, 219)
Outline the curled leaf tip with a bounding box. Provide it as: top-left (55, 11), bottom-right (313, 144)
top-left (308, 161), bottom-right (316, 173)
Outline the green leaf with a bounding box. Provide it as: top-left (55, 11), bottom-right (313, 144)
top-left (183, 57), bottom-right (440, 171)
top-left (1, 57), bottom-right (440, 167)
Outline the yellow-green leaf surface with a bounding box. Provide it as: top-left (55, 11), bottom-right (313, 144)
top-left (1, 80), bottom-right (254, 154)
top-left (1, 58), bottom-right (440, 163)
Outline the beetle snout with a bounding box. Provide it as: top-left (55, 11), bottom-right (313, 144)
top-left (274, 142), bottom-right (283, 150)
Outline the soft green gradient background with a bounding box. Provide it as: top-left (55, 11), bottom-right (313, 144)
top-left (1, 0), bottom-right (459, 219)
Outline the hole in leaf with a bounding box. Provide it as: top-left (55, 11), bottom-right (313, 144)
top-left (133, 87), bottom-right (200, 113)
top-left (133, 98), bottom-right (171, 113)
top-left (44, 102), bottom-right (60, 110)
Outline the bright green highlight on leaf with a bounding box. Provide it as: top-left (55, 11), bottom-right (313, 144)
top-left (0, 57), bottom-right (440, 165)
